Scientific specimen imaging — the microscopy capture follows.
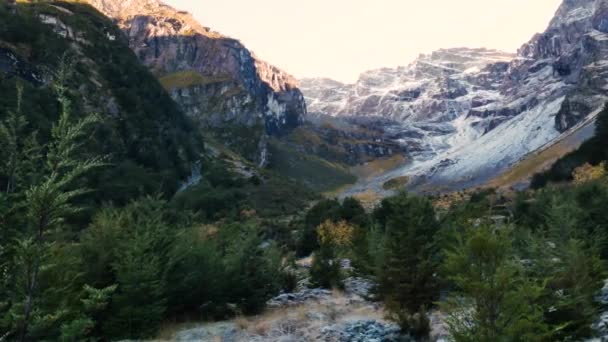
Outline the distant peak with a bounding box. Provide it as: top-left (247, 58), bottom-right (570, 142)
top-left (548, 0), bottom-right (597, 27)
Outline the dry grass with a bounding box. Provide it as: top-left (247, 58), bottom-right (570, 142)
top-left (234, 316), bottom-right (249, 331)
top-left (351, 155), bottom-right (408, 179)
top-left (289, 127), bottom-right (324, 147)
top-left (352, 189), bottom-right (384, 208)
top-left (156, 321), bottom-right (200, 341)
top-left (382, 176), bottom-right (410, 190)
top-left (432, 191), bottom-right (472, 211)
top-left (488, 141), bottom-right (573, 189)
top-left (155, 289), bottom-right (389, 341)
top-left (159, 70), bottom-right (232, 90)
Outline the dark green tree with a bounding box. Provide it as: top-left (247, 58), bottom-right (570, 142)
top-left (377, 193), bottom-right (440, 337)
top-left (0, 78), bottom-right (104, 341)
top-left (442, 225), bottom-right (549, 342)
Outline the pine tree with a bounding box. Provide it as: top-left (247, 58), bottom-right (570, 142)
top-left (0, 69), bottom-right (104, 340)
top-left (375, 193), bottom-right (440, 337)
top-left (442, 225), bottom-right (548, 342)
top-left (105, 230), bottom-right (167, 338)
top-left (310, 242), bottom-right (341, 289)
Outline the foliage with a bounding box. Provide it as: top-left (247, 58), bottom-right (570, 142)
top-left (0, 78), bottom-right (106, 341)
top-left (0, 1), bottom-right (203, 204)
top-left (310, 240), bottom-right (342, 289)
top-left (317, 220), bottom-right (355, 248)
top-left (296, 197), bottom-right (367, 257)
top-left (375, 193), bottom-right (440, 337)
top-left (267, 139), bottom-right (356, 193)
top-left (442, 225), bottom-right (549, 342)
top-left (532, 104), bottom-right (608, 188)
top-left (171, 161), bottom-right (317, 221)
top-left (573, 162), bottom-right (606, 184)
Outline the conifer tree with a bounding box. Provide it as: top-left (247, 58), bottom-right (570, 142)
top-left (442, 225), bottom-right (548, 342)
top-left (0, 64), bottom-right (104, 340)
top-left (377, 193), bottom-right (440, 337)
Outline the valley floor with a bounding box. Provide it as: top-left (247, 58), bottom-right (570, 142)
top-left (157, 279), bottom-right (450, 342)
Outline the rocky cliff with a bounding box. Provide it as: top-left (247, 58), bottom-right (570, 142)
top-left (302, 0), bottom-right (608, 191)
top-left (86, 0), bottom-right (306, 165)
top-left (0, 0), bottom-right (204, 201)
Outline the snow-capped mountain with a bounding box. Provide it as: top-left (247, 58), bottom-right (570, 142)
top-left (301, 0), bottom-right (608, 191)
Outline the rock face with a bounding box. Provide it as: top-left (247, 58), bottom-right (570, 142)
top-left (302, 0), bottom-right (608, 190)
top-left (86, 0), bottom-right (306, 164)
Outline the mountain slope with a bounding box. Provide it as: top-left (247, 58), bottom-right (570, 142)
top-left (0, 0), bottom-right (203, 203)
top-left (86, 0), bottom-right (306, 165)
top-left (302, 0), bottom-right (608, 193)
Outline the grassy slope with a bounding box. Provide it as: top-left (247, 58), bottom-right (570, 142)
top-left (267, 139), bottom-right (356, 193)
top-left (488, 119), bottom-right (596, 189)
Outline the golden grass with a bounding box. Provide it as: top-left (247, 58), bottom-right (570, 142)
top-left (289, 127), bottom-right (324, 146)
top-left (159, 71), bottom-right (231, 90)
top-left (488, 141), bottom-right (573, 189)
top-left (352, 189), bottom-right (384, 208)
top-left (382, 176), bottom-right (410, 190)
top-left (350, 155), bottom-right (408, 179)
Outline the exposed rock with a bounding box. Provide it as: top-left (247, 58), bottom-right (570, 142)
top-left (0, 48), bottom-right (44, 85)
top-left (589, 279), bottom-right (608, 341)
top-left (174, 322), bottom-right (238, 342)
top-left (85, 0), bottom-right (306, 163)
top-left (302, 0), bottom-right (608, 192)
top-left (343, 277), bottom-right (375, 298)
top-left (319, 320), bottom-right (404, 342)
top-left (267, 288), bottom-right (332, 308)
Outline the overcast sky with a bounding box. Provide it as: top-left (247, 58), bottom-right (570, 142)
top-left (163, 0), bottom-right (562, 83)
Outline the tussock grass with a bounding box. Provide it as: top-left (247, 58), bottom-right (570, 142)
top-left (351, 155), bottom-right (408, 179)
top-left (159, 70), bottom-right (231, 90)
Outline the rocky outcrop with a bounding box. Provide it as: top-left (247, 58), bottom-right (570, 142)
top-left (290, 115), bottom-right (409, 166)
top-left (319, 320), bottom-right (404, 342)
top-left (302, 0), bottom-right (608, 191)
top-left (86, 0), bottom-right (306, 164)
top-left (0, 48), bottom-right (43, 85)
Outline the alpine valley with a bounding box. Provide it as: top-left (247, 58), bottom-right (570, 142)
top-left (302, 0), bottom-right (608, 196)
top-left (3, 0), bottom-right (608, 341)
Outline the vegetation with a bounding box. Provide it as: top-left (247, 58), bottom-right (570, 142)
top-left (382, 175), bottom-right (410, 190)
top-left (0, 3), bottom-right (310, 339)
top-left (532, 104), bottom-right (608, 188)
top-left (159, 70), bottom-right (231, 90)
top-left (268, 139), bottom-right (357, 193)
top-left (3, 2), bottom-right (608, 342)
top-left (375, 193), bottom-right (440, 337)
top-left (0, 1), bottom-right (204, 204)
top-left (292, 172), bottom-right (608, 340)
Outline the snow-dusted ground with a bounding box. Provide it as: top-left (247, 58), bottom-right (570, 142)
top-left (302, 0), bottom-right (608, 194)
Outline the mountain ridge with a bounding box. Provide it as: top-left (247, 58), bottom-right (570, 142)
top-left (301, 0), bottom-right (608, 194)
top-left (85, 0), bottom-right (307, 165)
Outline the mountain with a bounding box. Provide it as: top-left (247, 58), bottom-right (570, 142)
top-left (302, 0), bottom-right (608, 192)
top-left (86, 0), bottom-right (307, 165)
top-left (302, 48), bottom-right (515, 159)
top-left (0, 0), bottom-right (203, 203)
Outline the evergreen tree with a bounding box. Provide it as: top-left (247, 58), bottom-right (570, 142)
top-left (0, 77), bottom-right (104, 341)
top-left (377, 193), bottom-right (440, 337)
top-left (442, 225), bottom-right (548, 342)
top-left (310, 242), bottom-right (342, 289)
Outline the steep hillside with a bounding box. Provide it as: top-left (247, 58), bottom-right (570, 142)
top-left (302, 0), bottom-right (608, 192)
top-left (0, 0), bottom-right (203, 203)
top-left (86, 0), bottom-right (307, 165)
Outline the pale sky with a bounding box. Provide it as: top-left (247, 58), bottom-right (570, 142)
top-left (163, 0), bottom-right (562, 83)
